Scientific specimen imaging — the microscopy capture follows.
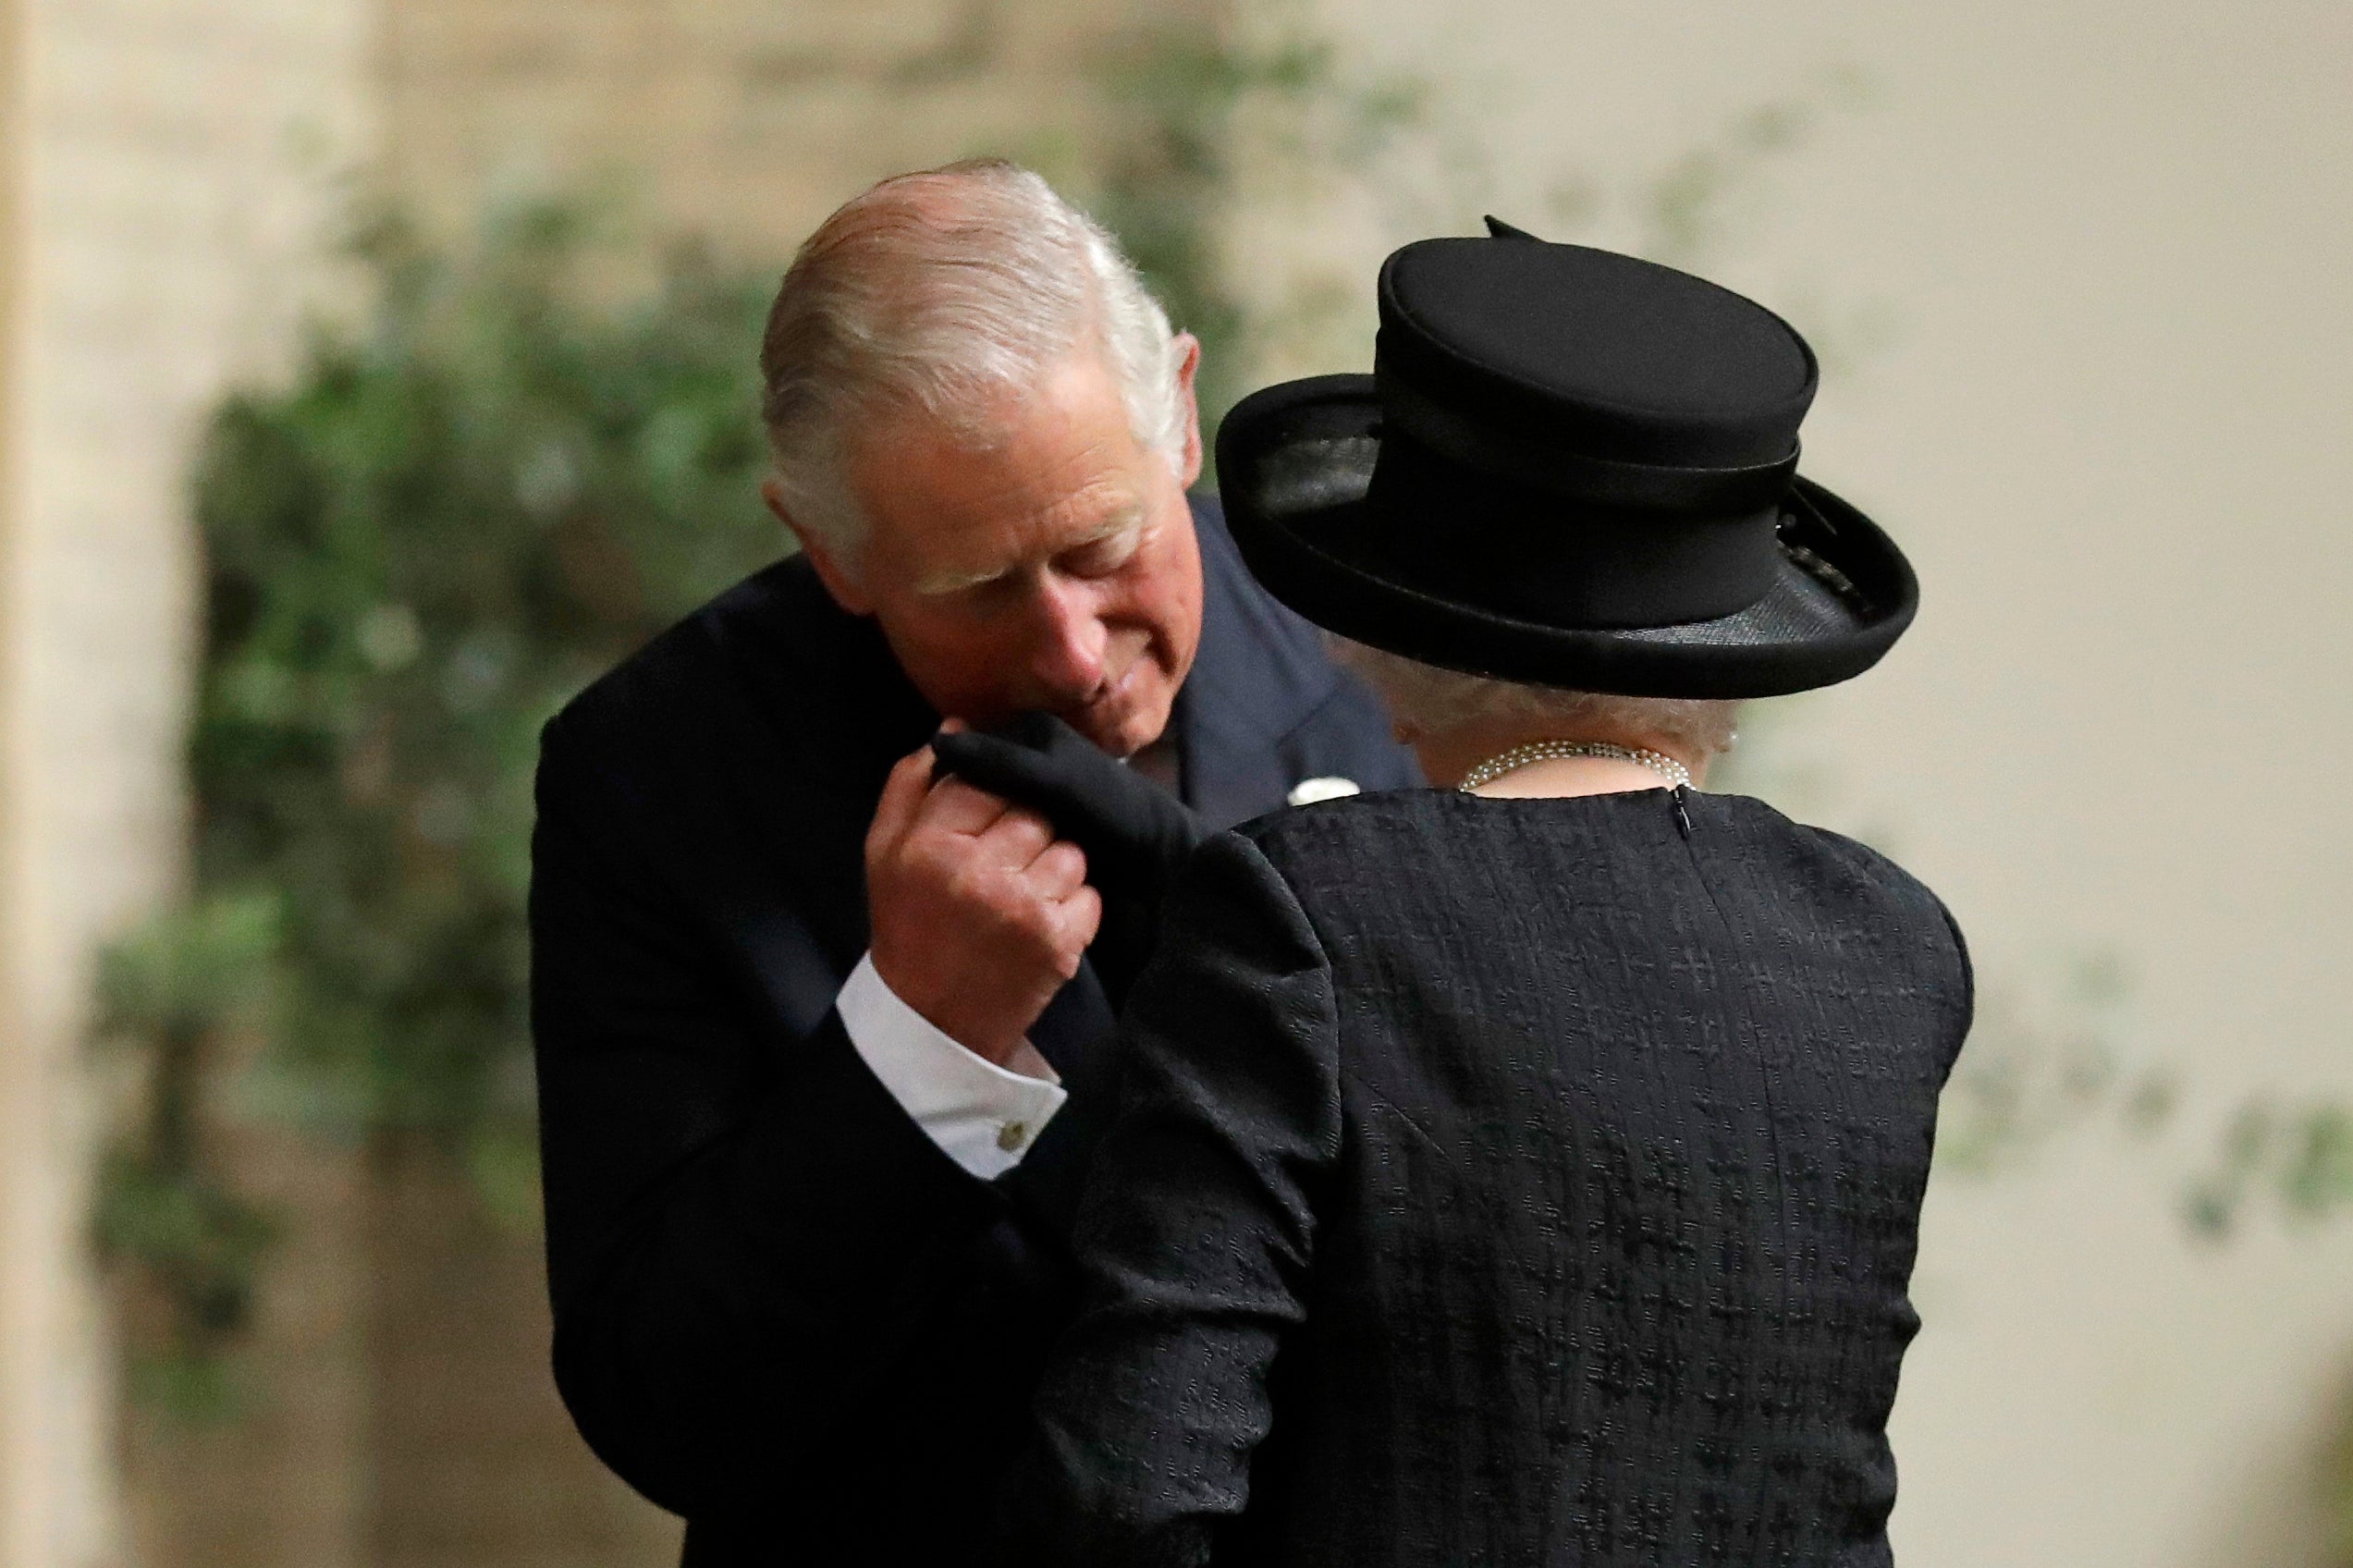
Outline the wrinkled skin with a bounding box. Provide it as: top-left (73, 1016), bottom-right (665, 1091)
top-left (767, 337), bottom-right (1205, 1060)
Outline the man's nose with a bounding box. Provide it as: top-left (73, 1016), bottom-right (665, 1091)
top-left (1024, 576), bottom-right (1109, 700)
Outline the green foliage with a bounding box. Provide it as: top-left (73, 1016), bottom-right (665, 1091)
top-left (189, 200), bottom-right (777, 1138)
top-left (2184, 1098), bottom-right (2353, 1240)
top-left (95, 199), bottom-right (782, 1405)
top-left (189, 200), bottom-right (778, 1142)
top-left (91, 894), bottom-right (282, 1419)
top-left (1925, 942), bottom-right (2353, 1244)
top-left (1932, 948), bottom-right (2176, 1177)
top-left (1088, 28), bottom-right (1259, 428)
top-left (1089, 12), bottom-right (1426, 460)
top-left (1924, 940), bottom-right (2353, 1244)
top-left (93, 891), bottom-right (281, 1057)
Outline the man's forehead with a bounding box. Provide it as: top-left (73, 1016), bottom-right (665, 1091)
top-left (842, 343), bottom-right (1164, 591)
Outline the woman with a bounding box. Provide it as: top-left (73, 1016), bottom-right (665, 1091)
top-left (973, 227), bottom-right (1972, 1567)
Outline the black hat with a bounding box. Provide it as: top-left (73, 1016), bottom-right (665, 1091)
top-left (1216, 223), bottom-right (1918, 698)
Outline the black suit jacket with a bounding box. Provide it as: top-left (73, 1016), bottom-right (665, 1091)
top-left (527, 497), bottom-right (1415, 1563)
top-left (1013, 788), bottom-right (1973, 1568)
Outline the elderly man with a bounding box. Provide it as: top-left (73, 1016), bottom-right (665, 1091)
top-left (527, 159), bottom-right (1415, 1563)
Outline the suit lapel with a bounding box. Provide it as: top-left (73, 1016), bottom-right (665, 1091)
top-left (1175, 496), bottom-right (1352, 829)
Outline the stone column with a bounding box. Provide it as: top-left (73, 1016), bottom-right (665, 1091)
top-left (0, 1), bottom-right (374, 1562)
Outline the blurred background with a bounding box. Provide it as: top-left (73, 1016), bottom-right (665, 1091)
top-left (1, 0), bottom-right (2348, 1564)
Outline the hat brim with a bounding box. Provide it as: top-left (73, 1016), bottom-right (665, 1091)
top-left (1217, 374), bottom-right (1919, 700)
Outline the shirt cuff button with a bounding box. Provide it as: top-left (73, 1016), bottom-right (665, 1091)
top-left (997, 1121), bottom-right (1029, 1153)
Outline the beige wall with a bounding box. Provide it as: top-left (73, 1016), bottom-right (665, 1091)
top-left (1285, 0), bottom-right (2353, 1562)
top-left (377, 0), bottom-right (1187, 264)
top-left (0, 0), bottom-right (372, 1562)
top-left (0, 0), bottom-right (43, 1556)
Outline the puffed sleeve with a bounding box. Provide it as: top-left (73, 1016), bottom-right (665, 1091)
top-left (1000, 827), bottom-right (1342, 1568)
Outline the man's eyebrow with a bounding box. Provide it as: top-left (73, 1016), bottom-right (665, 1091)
top-left (1067, 508), bottom-right (1146, 547)
top-left (914, 559), bottom-right (1013, 595)
top-left (911, 508), bottom-right (1146, 596)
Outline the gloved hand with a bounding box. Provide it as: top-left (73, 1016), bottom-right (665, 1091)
top-left (931, 712), bottom-right (1206, 1008)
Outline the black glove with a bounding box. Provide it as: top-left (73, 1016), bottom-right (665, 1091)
top-left (931, 712), bottom-right (1207, 1008)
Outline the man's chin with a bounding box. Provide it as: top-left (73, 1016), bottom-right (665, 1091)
top-left (1064, 691), bottom-right (1171, 758)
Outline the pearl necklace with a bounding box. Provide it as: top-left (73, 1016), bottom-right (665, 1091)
top-left (1456, 740), bottom-right (1692, 794)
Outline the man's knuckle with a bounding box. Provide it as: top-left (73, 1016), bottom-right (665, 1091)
top-left (945, 864), bottom-right (993, 907)
top-left (997, 885), bottom-right (1055, 932)
top-left (920, 838), bottom-right (953, 873)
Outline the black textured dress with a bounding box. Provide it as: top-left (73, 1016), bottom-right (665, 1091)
top-left (1010, 786), bottom-right (1973, 1568)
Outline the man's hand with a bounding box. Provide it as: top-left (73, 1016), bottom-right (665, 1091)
top-left (864, 739), bottom-right (1103, 1067)
top-left (931, 713), bottom-right (1207, 1009)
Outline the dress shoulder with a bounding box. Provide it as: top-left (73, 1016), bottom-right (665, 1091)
top-left (1744, 809), bottom-right (1976, 1063)
top-left (1229, 789), bottom-right (1975, 1047)
top-left (1779, 816), bottom-right (1974, 1010)
top-left (1228, 788), bottom-right (1461, 858)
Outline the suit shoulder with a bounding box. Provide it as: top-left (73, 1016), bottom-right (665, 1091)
top-left (541, 555), bottom-right (813, 762)
top-left (542, 612), bottom-right (714, 762)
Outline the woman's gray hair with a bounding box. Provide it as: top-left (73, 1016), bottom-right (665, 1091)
top-left (1330, 638), bottom-right (1743, 762)
top-left (758, 158), bottom-right (1186, 557)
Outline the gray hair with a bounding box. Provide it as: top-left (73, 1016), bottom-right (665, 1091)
top-left (1330, 638), bottom-right (1743, 763)
top-left (758, 158), bottom-right (1187, 557)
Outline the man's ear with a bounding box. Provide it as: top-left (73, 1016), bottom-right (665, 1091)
top-left (763, 476), bottom-right (875, 616)
top-left (1170, 332), bottom-right (1206, 491)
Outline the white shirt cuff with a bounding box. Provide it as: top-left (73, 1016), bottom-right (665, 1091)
top-left (836, 952), bottom-right (1069, 1181)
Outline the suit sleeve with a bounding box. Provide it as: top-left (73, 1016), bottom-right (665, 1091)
top-left (1002, 829), bottom-right (1342, 1568)
top-left (529, 712), bottom-right (1067, 1522)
